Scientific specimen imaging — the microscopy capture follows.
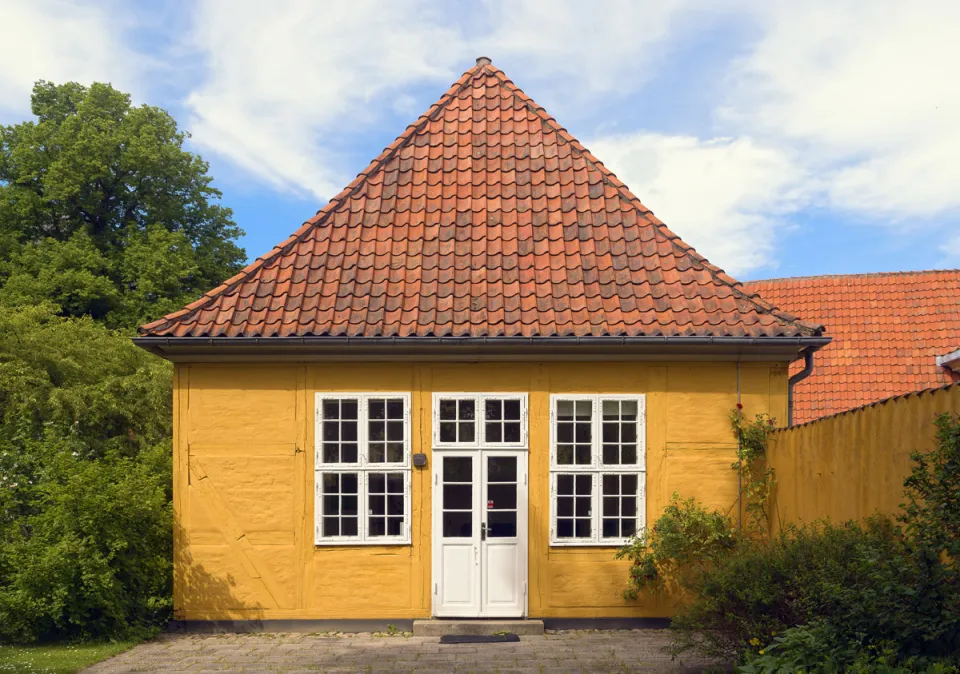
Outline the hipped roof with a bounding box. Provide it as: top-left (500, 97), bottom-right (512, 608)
top-left (140, 60), bottom-right (822, 341)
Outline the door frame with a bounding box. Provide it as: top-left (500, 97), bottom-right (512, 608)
top-left (431, 448), bottom-right (528, 618)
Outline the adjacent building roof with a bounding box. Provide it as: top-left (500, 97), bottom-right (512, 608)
top-left (744, 270), bottom-right (960, 423)
top-left (139, 59), bottom-right (822, 343)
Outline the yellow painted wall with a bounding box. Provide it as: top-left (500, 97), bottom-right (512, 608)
top-left (173, 360), bottom-right (788, 620)
top-left (768, 384), bottom-right (960, 529)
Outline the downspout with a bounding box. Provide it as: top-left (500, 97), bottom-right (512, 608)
top-left (787, 349), bottom-right (815, 426)
top-left (736, 360), bottom-right (742, 534)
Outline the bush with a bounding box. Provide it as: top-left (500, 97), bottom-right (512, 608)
top-left (645, 412), bottom-right (960, 669)
top-left (668, 516), bottom-right (960, 663)
top-left (616, 494), bottom-right (738, 598)
top-left (0, 305), bottom-right (172, 642)
top-left (739, 621), bottom-right (959, 674)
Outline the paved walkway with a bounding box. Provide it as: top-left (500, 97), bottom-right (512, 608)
top-left (83, 630), bottom-right (722, 673)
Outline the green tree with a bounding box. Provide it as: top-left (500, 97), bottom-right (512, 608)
top-left (0, 80), bottom-right (244, 327)
top-left (0, 304), bottom-right (173, 641)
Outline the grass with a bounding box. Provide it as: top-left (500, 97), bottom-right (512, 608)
top-left (0, 641), bottom-right (138, 674)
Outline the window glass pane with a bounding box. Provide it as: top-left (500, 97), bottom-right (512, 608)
top-left (320, 398), bottom-right (359, 465)
top-left (486, 422), bottom-right (502, 443)
top-left (386, 399), bottom-right (404, 418)
top-left (557, 423), bottom-right (574, 444)
top-left (458, 400), bottom-right (475, 420)
top-left (557, 445), bottom-right (573, 465)
top-left (600, 398), bottom-right (639, 466)
top-left (599, 473), bottom-right (639, 541)
top-left (575, 400), bottom-right (591, 419)
top-left (485, 399), bottom-right (502, 420)
top-left (370, 518), bottom-right (386, 536)
top-left (369, 399), bottom-right (385, 420)
top-left (387, 494), bottom-right (404, 516)
top-left (386, 442), bottom-right (404, 463)
top-left (504, 399), bottom-right (521, 420)
top-left (575, 444), bottom-right (591, 465)
top-left (369, 444), bottom-right (385, 463)
top-left (341, 443), bottom-right (358, 463)
top-left (321, 472), bottom-right (360, 539)
top-left (555, 473), bottom-right (592, 539)
top-left (504, 422), bottom-right (521, 443)
top-left (387, 421), bottom-right (403, 441)
top-left (439, 399), bottom-right (457, 420)
top-left (557, 400), bottom-right (574, 419)
top-left (369, 423), bottom-right (385, 442)
top-left (387, 518), bottom-right (403, 536)
top-left (459, 421), bottom-right (475, 443)
top-left (439, 422), bottom-right (457, 442)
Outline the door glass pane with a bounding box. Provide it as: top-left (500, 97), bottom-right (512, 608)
top-left (486, 456), bottom-right (518, 538)
top-left (442, 456), bottom-right (473, 537)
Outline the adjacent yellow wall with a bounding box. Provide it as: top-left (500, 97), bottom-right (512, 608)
top-left (173, 360), bottom-right (788, 620)
top-left (768, 384), bottom-right (960, 529)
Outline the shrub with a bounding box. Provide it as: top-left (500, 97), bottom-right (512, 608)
top-left (616, 494), bottom-right (738, 598)
top-left (668, 516), bottom-right (960, 662)
top-left (739, 621), bottom-right (960, 674)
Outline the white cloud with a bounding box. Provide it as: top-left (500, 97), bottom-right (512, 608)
top-left (0, 0), bottom-right (141, 117)
top-left (476, 0), bottom-right (689, 97)
top-left (185, 0), bottom-right (467, 199)
top-left (588, 132), bottom-right (809, 275)
top-left (720, 0), bottom-right (960, 219)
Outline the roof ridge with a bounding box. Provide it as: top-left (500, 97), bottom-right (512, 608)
top-left (141, 63), bottom-right (489, 335)
top-left (744, 268), bottom-right (960, 285)
top-left (480, 66), bottom-right (821, 337)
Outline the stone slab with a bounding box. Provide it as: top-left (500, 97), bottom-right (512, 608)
top-left (413, 619), bottom-right (544, 636)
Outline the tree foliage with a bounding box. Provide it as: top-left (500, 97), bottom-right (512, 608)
top-left (0, 305), bottom-right (173, 641)
top-left (0, 305), bottom-right (172, 641)
top-left (0, 80), bottom-right (244, 328)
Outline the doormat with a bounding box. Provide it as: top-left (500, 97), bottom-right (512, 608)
top-left (440, 634), bottom-right (520, 644)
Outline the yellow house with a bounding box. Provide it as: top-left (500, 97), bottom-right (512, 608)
top-left (135, 58), bottom-right (827, 628)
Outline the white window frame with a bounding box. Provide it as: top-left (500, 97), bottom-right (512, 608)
top-left (315, 392), bottom-right (412, 545)
top-left (548, 394), bottom-right (646, 546)
top-left (432, 392), bottom-right (528, 449)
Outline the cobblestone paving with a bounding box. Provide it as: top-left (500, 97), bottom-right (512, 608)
top-left (83, 630), bottom-right (723, 673)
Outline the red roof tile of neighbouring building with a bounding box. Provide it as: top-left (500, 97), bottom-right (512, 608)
top-left (140, 60), bottom-right (821, 341)
top-left (743, 270), bottom-right (960, 424)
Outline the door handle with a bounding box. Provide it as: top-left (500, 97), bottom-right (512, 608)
top-left (480, 522), bottom-right (487, 541)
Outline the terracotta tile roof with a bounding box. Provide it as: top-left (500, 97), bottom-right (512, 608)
top-left (140, 60), bottom-right (821, 341)
top-left (743, 270), bottom-right (960, 423)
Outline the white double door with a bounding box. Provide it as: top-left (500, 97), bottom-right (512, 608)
top-left (432, 450), bottom-right (528, 617)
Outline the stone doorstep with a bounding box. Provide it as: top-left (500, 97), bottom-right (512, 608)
top-left (413, 619), bottom-right (545, 637)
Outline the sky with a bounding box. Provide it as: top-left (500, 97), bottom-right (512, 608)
top-left (2, 0), bottom-right (959, 281)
